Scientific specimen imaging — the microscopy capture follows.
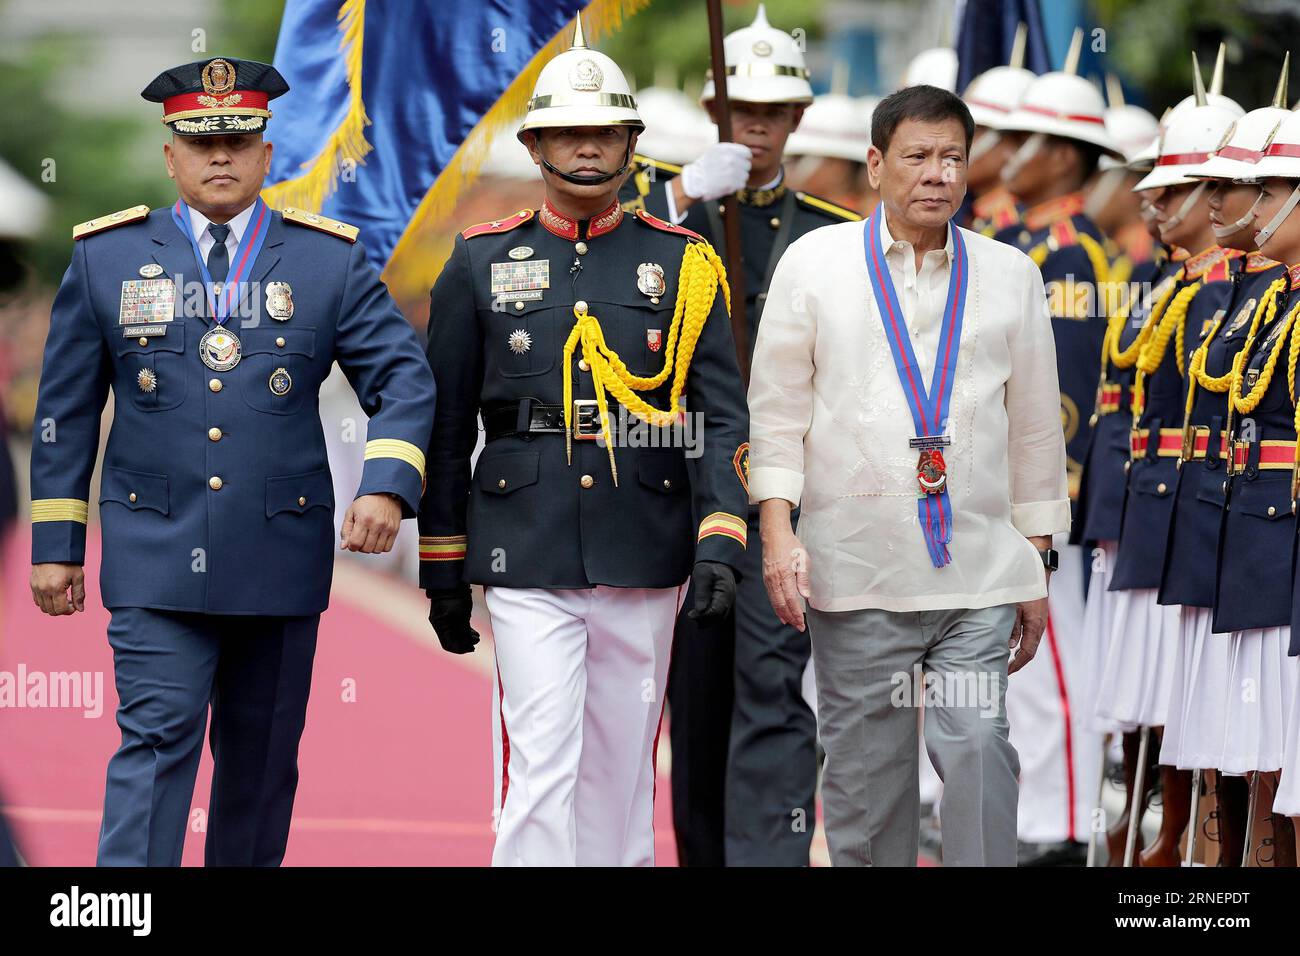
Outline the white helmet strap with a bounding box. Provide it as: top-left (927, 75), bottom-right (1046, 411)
top-left (968, 128), bottom-right (1002, 165)
top-left (1161, 181), bottom-right (1207, 231)
top-left (1211, 186), bottom-right (1265, 240)
top-left (1084, 167), bottom-right (1127, 220)
top-left (1000, 132), bottom-right (1045, 184)
top-left (1255, 181), bottom-right (1300, 252)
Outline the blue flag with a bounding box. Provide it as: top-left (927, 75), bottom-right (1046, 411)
top-left (263, 0), bottom-right (649, 303)
top-left (954, 0), bottom-right (1052, 91)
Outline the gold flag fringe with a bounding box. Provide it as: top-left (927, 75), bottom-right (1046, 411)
top-left (381, 0), bottom-right (653, 304)
top-left (261, 0), bottom-right (372, 212)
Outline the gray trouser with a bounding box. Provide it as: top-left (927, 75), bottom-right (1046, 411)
top-left (806, 604), bottom-right (1020, 867)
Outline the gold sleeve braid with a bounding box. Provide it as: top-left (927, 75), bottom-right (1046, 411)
top-left (562, 239), bottom-right (730, 485)
top-left (1132, 281), bottom-right (1202, 419)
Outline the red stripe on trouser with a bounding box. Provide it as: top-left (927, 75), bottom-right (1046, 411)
top-left (497, 662), bottom-right (510, 817)
top-left (1042, 612), bottom-right (1077, 841)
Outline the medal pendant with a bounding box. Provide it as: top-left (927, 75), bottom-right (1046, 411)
top-left (200, 327), bottom-right (242, 371)
top-left (917, 449), bottom-right (947, 495)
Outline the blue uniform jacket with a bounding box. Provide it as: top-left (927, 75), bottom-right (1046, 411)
top-left (1073, 255), bottom-right (1174, 546)
top-left (1160, 257), bottom-right (1287, 608)
top-left (30, 205), bottom-right (436, 615)
top-left (1110, 249), bottom-right (1236, 591)
top-left (1213, 280), bottom-right (1299, 632)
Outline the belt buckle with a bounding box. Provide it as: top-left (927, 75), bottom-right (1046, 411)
top-left (1228, 439), bottom-right (1246, 477)
top-left (572, 399), bottom-right (601, 440)
top-left (1180, 425), bottom-right (1196, 462)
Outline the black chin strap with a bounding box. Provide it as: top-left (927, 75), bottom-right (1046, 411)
top-left (537, 130), bottom-right (634, 186)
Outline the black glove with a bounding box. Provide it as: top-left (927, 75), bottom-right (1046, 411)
top-left (427, 585), bottom-right (480, 654)
top-left (688, 560), bottom-right (737, 625)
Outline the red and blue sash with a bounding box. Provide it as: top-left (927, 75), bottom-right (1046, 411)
top-left (863, 209), bottom-right (969, 568)
top-left (171, 197), bottom-right (271, 326)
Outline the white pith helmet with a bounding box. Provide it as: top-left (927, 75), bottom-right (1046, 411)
top-left (517, 14), bottom-right (643, 142)
top-left (700, 3), bottom-right (813, 106)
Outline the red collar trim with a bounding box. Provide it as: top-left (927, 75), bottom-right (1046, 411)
top-left (539, 199), bottom-right (624, 240)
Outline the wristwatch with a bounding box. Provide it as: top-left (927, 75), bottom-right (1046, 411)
top-left (1038, 548), bottom-right (1059, 573)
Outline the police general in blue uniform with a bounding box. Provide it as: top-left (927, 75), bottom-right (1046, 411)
top-left (28, 58), bottom-right (435, 866)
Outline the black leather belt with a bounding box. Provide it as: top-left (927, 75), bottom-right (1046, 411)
top-left (484, 398), bottom-right (603, 441)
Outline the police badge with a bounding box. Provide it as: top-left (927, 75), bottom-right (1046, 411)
top-left (269, 367), bottom-right (293, 396)
top-left (636, 263), bottom-right (666, 298)
top-left (265, 281), bottom-right (294, 321)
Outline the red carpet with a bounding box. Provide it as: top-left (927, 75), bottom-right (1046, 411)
top-left (0, 529), bottom-right (681, 866)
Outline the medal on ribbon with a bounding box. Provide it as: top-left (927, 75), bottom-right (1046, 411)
top-left (171, 197), bottom-right (272, 371)
top-left (863, 209), bottom-right (970, 568)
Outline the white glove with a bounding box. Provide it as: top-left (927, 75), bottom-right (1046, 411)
top-left (680, 142), bottom-right (753, 201)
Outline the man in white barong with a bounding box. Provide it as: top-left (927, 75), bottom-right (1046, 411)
top-left (748, 85), bottom-right (1071, 866)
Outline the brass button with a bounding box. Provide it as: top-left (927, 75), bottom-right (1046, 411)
top-left (578, 359), bottom-right (590, 372)
top-left (138, 336), bottom-right (149, 346)
top-left (663, 479), bottom-right (673, 490)
top-left (208, 427), bottom-right (222, 441)
top-left (209, 378), bottom-right (223, 393)
top-left (209, 476), bottom-right (223, 491)
top-left (769, 217), bottom-right (781, 229)
top-left (575, 299), bottom-right (589, 313)
top-left (498, 478), bottom-right (507, 489)
top-left (298, 496), bottom-right (307, 507)
top-left (575, 241), bottom-right (588, 255)
top-left (1157, 482), bottom-right (1167, 494)
top-left (128, 492), bottom-right (137, 503)
top-left (651, 296), bottom-right (660, 304)
top-left (276, 336), bottom-right (286, 348)
top-left (514, 300), bottom-right (525, 311)
top-left (580, 474), bottom-right (595, 489)
top-left (1269, 505), bottom-right (1277, 516)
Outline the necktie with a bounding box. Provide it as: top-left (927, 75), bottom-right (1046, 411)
top-left (207, 223), bottom-right (231, 284)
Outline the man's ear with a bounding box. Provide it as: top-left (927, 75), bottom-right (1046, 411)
top-left (866, 144), bottom-right (884, 191)
top-left (790, 104), bottom-right (807, 132)
top-left (521, 130), bottom-right (542, 166)
top-left (163, 139), bottom-right (176, 181)
top-left (263, 138), bottom-right (273, 175)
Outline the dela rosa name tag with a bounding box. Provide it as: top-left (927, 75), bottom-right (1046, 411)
top-left (119, 278), bottom-right (176, 326)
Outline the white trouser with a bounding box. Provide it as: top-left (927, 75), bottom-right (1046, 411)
top-left (1006, 539), bottom-right (1099, 843)
top-left (487, 582), bottom-right (686, 866)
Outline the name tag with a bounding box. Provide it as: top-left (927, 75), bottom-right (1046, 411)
top-left (122, 324), bottom-right (169, 338)
top-left (119, 278), bottom-right (176, 325)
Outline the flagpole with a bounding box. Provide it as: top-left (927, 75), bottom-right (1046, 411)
top-left (705, 0), bottom-right (750, 383)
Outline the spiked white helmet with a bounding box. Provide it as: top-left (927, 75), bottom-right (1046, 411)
top-left (786, 92), bottom-right (874, 162)
top-left (1190, 54), bottom-right (1293, 182)
top-left (901, 47), bottom-right (958, 92)
top-left (517, 15), bottom-right (643, 142)
top-left (996, 29), bottom-right (1120, 155)
top-left (963, 66), bottom-right (1036, 129)
top-left (700, 3), bottom-right (812, 106)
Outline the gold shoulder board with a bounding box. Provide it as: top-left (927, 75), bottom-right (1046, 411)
top-left (72, 205), bottom-right (150, 240)
top-left (795, 192), bottom-right (862, 222)
top-left (281, 206), bottom-right (359, 243)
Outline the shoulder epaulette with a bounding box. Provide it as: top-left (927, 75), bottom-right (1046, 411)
top-left (795, 192), bottom-right (862, 222)
top-left (1246, 251), bottom-right (1282, 274)
top-left (72, 204), bottom-right (149, 240)
top-left (634, 208), bottom-right (706, 242)
top-left (632, 154), bottom-right (684, 176)
top-left (282, 206), bottom-right (359, 242)
top-left (461, 208), bottom-right (534, 240)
